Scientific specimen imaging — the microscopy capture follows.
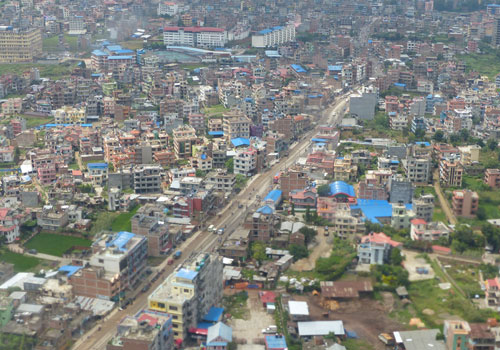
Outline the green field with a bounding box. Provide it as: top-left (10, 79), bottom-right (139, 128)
top-left (25, 233), bottom-right (92, 257)
top-left (457, 51), bottom-right (500, 80)
top-left (24, 115), bottom-right (53, 128)
top-left (1, 249), bottom-right (41, 271)
top-left (110, 205), bottom-right (140, 232)
top-left (43, 35), bottom-right (79, 52)
top-left (203, 104), bottom-right (229, 117)
top-left (0, 62), bottom-right (76, 80)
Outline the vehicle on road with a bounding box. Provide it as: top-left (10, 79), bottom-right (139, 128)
top-left (217, 228), bottom-right (224, 235)
top-left (208, 224), bottom-right (215, 232)
top-left (167, 258), bottom-right (174, 265)
top-left (174, 250), bottom-right (182, 259)
top-left (262, 325), bottom-right (278, 334)
top-left (28, 249), bottom-right (37, 254)
top-left (324, 226), bottom-right (329, 236)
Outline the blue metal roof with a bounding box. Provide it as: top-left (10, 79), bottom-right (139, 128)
top-left (257, 205), bottom-right (274, 215)
top-left (350, 199), bottom-right (392, 224)
top-left (59, 265), bottom-right (82, 277)
top-left (92, 49), bottom-right (107, 56)
top-left (112, 49), bottom-right (134, 54)
top-left (87, 163), bottom-right (108, 170)
top-left (311, 138), bottom-right (327, 142)
top-left (176, 268), bottom-right (198, 280)
top-left (415, 141), bottom-right (430, 146)
top-left (329, 181), bottom-right (355, 197)
top-left (291, 64), bottom-right (307, 73)
top-left (328, 65), bottom-right (342, 71)
top-left (258, 26), bottom-right (283, 35)
top-left (394, 83), bottom-right (406, 87)
top-left (266, 335), bottom-right (287, 349)
top-left (264, 189), bottom-right (282, 203)
top-left (107, 55), bottom-right (133, 60)
top-left (106, 231), bottom-right (135, 252)
top-left (105, 45), bottom-right (123, 51)
top-left (265, 50), bottom-right (281, 58)
top-left (231, 138), bottom-right (250, 147)
top-left (208, 131), bottom-right (224, 136)
top-left (196, 322), bottom-right (213, 329)
top-left (203, 307), bottom-right (225, 322)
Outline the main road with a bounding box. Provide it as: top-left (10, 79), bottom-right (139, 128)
top-left (72, 93), bottom-right (349, 350)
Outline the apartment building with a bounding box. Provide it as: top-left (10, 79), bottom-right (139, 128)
top-left (484, 169), bottom-right (500, 189)
top-left (205, 169), bottom-right (236, 192)
top-left (157, 1), bottom-right (178, 16)
top-left (87, 163), bottom-right (109, 186)
top-left (131, 207), bottom-right (171, 257)
top-left (90, 231), bottom-right (148, 290)
top-left (358, 232), bottom-right (402, 265)
top-left (485, 277), bottom-right (500, 308)
top-left (133, 165), bottom-right (162, 194)
top-left (333, 157), bottom-right (358, 182)
top-left (317, 198), bottom-right (364, 238)
top-left (279, 169), bottom-right (309, 200)
top-left (244, 205), bottom-right (279, 242)
top-left (403, 156), bottom-right (431, 184)
top-left (53, 106), bottom-right (86, 124)
top-left (223, 115), bottom-right (251, 140)
top-left (391, 204), bottom-right (413, 230)
top-left (439, 159), bottom-right (463, 187)
top-left (388, 176), bottom-right (414, 204)
top-left (251, 24), bottom-right (296, 48)
top-left (357, 180), bottom-right (387, 200)
top-left (69, 267), bottom-right (120, 301)
top-left (0, 27), bottom-right (42, 63)
top-left (163, 26), bottom-right (227, 48)
top-left (148, 252), bottom-right (223, 341)
top-left (444, 320), bottom-right (495, 350)
top-left (413, 194), bottom-right (435, 223)
top-left (452, 189), bottom-right (478, 218)
top-left (234, 147), bottom-right (257, 177)
top-left (410, 219), bottom-right (451, 241)
top-left (173, 125), bottom-right (197, 159)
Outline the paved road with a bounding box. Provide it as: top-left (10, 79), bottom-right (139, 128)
top-left (72, 94), bottom-right (349, 350)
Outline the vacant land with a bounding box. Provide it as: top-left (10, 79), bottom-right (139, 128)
top-left (25, 233), bottom-right (92, 257)
top-left (0, 62), bottom-right (76, 80)
top-left (0, 249), bottom-right (41, 271)
top-left (457, 51), bottom-right (500, 80)
top-left (110, 205), bottom-right (140, 232)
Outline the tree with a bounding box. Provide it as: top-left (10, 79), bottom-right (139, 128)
top-left (291, 203), bottom-right (295, 216)
top-left (289, 244), bottom-right (309, 261)
top-left (317, 184), bottom-right (330, 197)
top-left (299, 226), bottom-right (317, 244)
top-left (251, 241), bottom-right (267, 263)
top-left (389, 248), bottom-right (403, 266)
top-left (195, 169), bottom-right (206, 177)
top-left (305, 207), bottom-right (311, 222)
top-left (433, 130), bottom-right (445, 142)
top-left (225, 158), bottom-right (234, 174)
top-left (487, 139), bottom-right (498, 151)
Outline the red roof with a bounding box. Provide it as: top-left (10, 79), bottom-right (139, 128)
top-left (487, 278), bottom-right (500, 289)
top-left (432, 245), bottom-right (451, 254)
top-left (0, 208), bottom-right (9, 220)
top-left (361, 232), bottom-right (402, 248)
top-left (72, 170), bottom-right (82, 176)
top-left (163, 26), bottom-right (224, 32)
top-left (411, 218), bottom-right (427, 225)
top-left (259, 291), bottom-right (276, 304)
top-left (137, 314), bottom-right (158, 327)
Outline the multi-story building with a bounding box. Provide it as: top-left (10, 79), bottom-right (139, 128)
top-left (452, 189), bottom-right (478, 218)
top-left (391, 204), bottom-right (413, 230)
top-left (53, 106), bottom-right (86, 124)
top-left (205, 169), bottom-right (236, 192)
top-left (244, 205), bottom-right (279, 242)
top-left (251, 24), bottom-right (296, 48)
top-left (1, 98), bottom-right (22, 115)
top-left (357, 232), bottom-right (402, 265)
top-left (333, 157), bottom-right (358, 182)
top-left (163, 26), bottom-right (227, 48)
top-left (223, 115), bottom-right (251, 140)
top-left (188, 113), bottom-right (205, 134)
top-left (148, 252), bottom-right (223, 341)
top-left (233, 147), bottom-right (257, 177)
top-left (317, 198), bottom-right (364, 238)
top-left (279, 169), bottom-right (309, 200)
top-left (444, 320), bottom-right (495, 350)
top-left (157, 1), bottom-right (178, 16)
top-left (485, 277), bottom-right (500, 308)
top-left (357, 180), bottom-right (387, 200)
top-left (133, 165), bottom-right (162, 194)
top-left (0, 27), bottom-right (42, 63)
top-left (90, 231), bottom-right (148, 290)
top-left (69, 267), bottom-right (120, 301)
top-left (107, 310), bottom-right (174, 350)
top-left (485, 169), bottom-right (500, 189)
top-left (439, 159), bottom-right (463, 187)
top-left (404, 156), bottom-right (431, 184)
top-left (492, 18), bottom-right (500, 47)
top-left (173, 125), bottom-right (197, 159)
top-left (131, 206), bottom-right (172, 257)
top-left (410, 219), bottom-right (451, 241)
top-left (388, 175), bottom-right (414, 204)
top-left (413, 194), bottom-right (435, 223)
top-left (0, 207), bottom-right (29, 243)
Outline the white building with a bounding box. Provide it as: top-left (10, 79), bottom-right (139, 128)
top-left (157, 1), bottom-right (178, 16)
top-left (233, 147), bottom-right (257, 177)
top-left (163, 26), bottom-right (227, 48)
top-left (251, 24), bottom-right (295, 48)
top-left (68, 15), bottom-right (86, 34)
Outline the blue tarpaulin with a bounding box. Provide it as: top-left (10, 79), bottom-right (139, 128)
top-left (231, 138), bottom-right (250, 147)
top-left (203, 307), bottom-right (224, 322)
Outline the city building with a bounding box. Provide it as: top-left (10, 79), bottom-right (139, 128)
top-left (485, 169), bottom-right (500, 189)
top-left (205, 169), bottom-right (236, 192)
top-left (148, 252), bottom-right (223, 341)
top-left (349, 92), bottom-right (377, 120)
top-left (388, 176), bottom-right (414, 204)
top-left (357, 232), bottom-right (402, 265)
top-left (53, 106), bottom-right (86, 124)
top-left (223, 115), bottom-right (251, 141)
top-left (244, 205), bottom-right (279, 242)
top-left (163, 26), bottom-right (227, 48)
top-left (439, 159), bottom-right (463, 187)
top-left (410, 219), bottom-right (451, 241)
top-left (233, 147), bottom-right (257, 177)
top-left (158, 1), bottom-right (179, 16)
top-left (251, 24), bottom-right (295, 48)
top-left (133, 165), bottom-right (162, 194)
top-left (317, 198), bottom-right (363, 238)
top-left (452, 189), bottom-right (478, 218)
top-left (279, 169), bottom-right (309, 200)
top-left (0, 27), bottom-right (42, 63)
top-left (87, 163), bottom-right (109, 186)
top-left (413, 194), bottom-right (435, 223)
top-left (173, 125), bottom-right (197, 159)
top-left (403, 156), bottom-right (431, 184)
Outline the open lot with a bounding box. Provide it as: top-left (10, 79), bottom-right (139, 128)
top-left (24, 233), bottom-right (92, 257)
top-left (291, 227), bottom-right (332, 271)
top-left (402, 250), bottom-right (435, 281)
top-left (1, 249), bottom-right (41, 271)
top-left (227, 290), bottom-right (274, 344)
top-left (111, 205), bottom-right (140, 232)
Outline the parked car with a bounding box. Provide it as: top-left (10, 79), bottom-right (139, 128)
top-left (208, 224), bottom-right (215, 233)
top-left (28, 249), bottom-right (37, 254)
top-left (174, 250), bottom-right (182, 259)
top-left (262, 325), bottom-right (278, 334)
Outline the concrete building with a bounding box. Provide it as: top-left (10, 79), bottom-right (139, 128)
top-left (0, 27), bottom-right (42, 63)
top-left (391, 203), bottom-right (413, 230)
top-left (279, 169), bottom-right (309, 200)
top-left (223, 115), bottom-right (251, 140)
top-left (233, 147), bottom-right (257, 177)
top-left (69, 267), bottom-right (120, 301)
top-left (244, 205), bottom-right (279, 242)
top-left (148, 252), bottom-right (223, 341)
top-left (133, 165), bottom-right (162, 194)
top-left (452, 189), bottom-right (478, 218)
top-left (404, 156), bottom-right (431, 184)
top-left (317, 198), bottom-right (363, 238)
top-left (439, 160), bottom-right (463, 187)
top-left (163, 26), bottom-right (227, 48)
top-left (90, 231), bottom-right (148, 291)
top-left (485, 169), bottom-right (500, 189)
top-left (173, 125), bottom-right (197, 159)
top-left (413, 194), bottom-right (434, 223)
top-left (87, 163), bottom-right (108, 186)
top-left (349, 92), bottom-right (377, 120)
top-left (388, 176), bottom-right (414, 204)
top-left (53, 106), bottom-right (86, 124)
top-left (251, 24), bottom-right (295, 48)
top-left (205, 169), bottom-right (236, 192)
top-left (410, 219), bottom-right (451, 241)
top-left (158, 1), bottom-right (178, 16)
top-left (358, 232), bottom-right (402, 265)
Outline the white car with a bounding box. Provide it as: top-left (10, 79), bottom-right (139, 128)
top-left (208, 225), bottom-right (215, 233)
top-left (262, 326), bottom-right (277, 334)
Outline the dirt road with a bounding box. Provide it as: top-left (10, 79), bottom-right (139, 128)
top-left (433, 170), bottom-right (457, 225)
top-left (292, 227), bottom-right (332, 271)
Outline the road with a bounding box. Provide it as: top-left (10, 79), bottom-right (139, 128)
top-left (72, 94), bottom-right (348, 350)
top-left (433, 169), bottom-right (457, 225)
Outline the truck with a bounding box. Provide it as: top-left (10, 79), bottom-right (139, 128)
top-left (208, 224), bottom-right (215, 233)
top-left (174, 251), bottom-right (182, 259)
top-left (217, 228), bottom-right (224, 235)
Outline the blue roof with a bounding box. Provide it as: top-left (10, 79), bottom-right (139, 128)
top-left (107, 55), bottom-right (133, 60)
top-left (112, 49), bottom-right (134, 54)
top-left (208, 131), bottom-right (224, 136)
top-left (207, 322), bottom-right (232, 344)
top-left (106, 231), bottom-right (135, 252)
top-left (266, 335), bottom-right (287, 350)
top-left (350, 199), bottom-right (393, 224)
top-left (264, 189), bottom-right (282, 203)
top-left (201, 154), bottom-right (207, 160)
top-left (258, 26), bottom-right (282, 35)
top-left (196, 322), bottom-right (213, 329)
top-left (291, 64), bottom-right (307, 73)
top-left (329, 181), bottom-right (355, 197)
top-left (92, 49), bottom-right (107, 56)
top-left (265, 50), bottom-right (281, 58)
top-left (394, 83), bottom-right (406, 87)
top-left (257, 205), bottom-right (274, 215)
top-left (311, 138), bottom-right (328, 142)
top-left (328, 65), bottom-right (342, 71)
top-left (415, 141), bottom-right (431, 146)
top-left (231, 138), bottom-right (250, 147)
top-left (87, 162), bottom-right (108, 170)
top-left (105, 45), bottom-right (123, 51)
top-left (203, 307), bottom-right (225, 322)
top-left (59, 265), bottom-right (82, 277)
top-left (176, 268), bottom-right (198, 280)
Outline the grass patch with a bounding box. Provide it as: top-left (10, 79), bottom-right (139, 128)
top-left (89, 211), bottom-right (120, 235)
top-left (0, 249), bottom-right (40, 272)
top-left (341, 339), bottom-right (375, 350)
top-left (223, 291), bottom-right (249, 319)
top-left (204, 104), bottom-right (230, 117)
top-left (119, 40), bottom-right (143, 50)
top-left (23, 115), bottom-right (53, 128)
top-left (25, 233), bottom-right (92, 257)
top-left (0, 333), bottom-right (36, 350)
top-left (457, 51), bottom-right (500, 80)
top-left (110, 205), bottom-right (140, 232)
top-left (43, 34), bottom-right (79, 52)
top-left (180, 63), bottom-right (208, 70)
top-left (0, 62), bottom-right (77, 81)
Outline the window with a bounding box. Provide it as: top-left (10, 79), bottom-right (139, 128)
top-left (184, 289), bottom-right (189, 293)
top-left (169, 305), bottom-right (178, 311)
top-left (98, 259), bottom-right (104, 263)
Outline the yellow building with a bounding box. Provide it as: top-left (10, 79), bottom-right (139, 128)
top-left (53, 106), bottom-right (86, 124)
top-left (0, 27), bottom-right (42, 63)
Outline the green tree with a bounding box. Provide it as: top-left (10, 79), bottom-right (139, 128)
top-left (433, 130), bottom-right (445, 142)
top-left (195, 169), bottom-right (206, 177)
top-left (289, 244), bottom-right (309, 261)
top-left (291, 203), bottom-right (295, 216)
top-left (389, 248), bottom-right (403, 266)
top-left (225, 158), bottom-right (234, 173)
top-left (299, 226), bottom-right (317, 244)
top-left (487, 139), bottom-right (498, 151)
top-left (317, 184), bottom-right (330, 197)
top-left (251, 241), bottom-right (267, 263)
